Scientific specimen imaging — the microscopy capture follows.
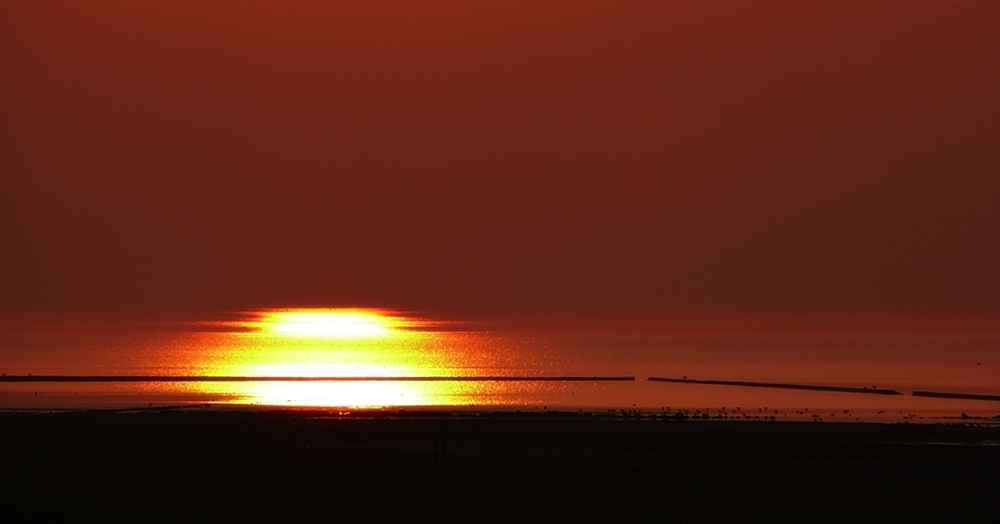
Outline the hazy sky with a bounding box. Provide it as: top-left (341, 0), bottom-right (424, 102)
top-left (2, 1), bottom-right (998, 315)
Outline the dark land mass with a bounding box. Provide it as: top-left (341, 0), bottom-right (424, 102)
top-left (649, 376), bottom-right (903, 395)
top-left (2, 409), bottom-right (999, 522)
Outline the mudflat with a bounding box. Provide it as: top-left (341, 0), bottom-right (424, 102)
top-left (3, 409), bottom-right (998, 521)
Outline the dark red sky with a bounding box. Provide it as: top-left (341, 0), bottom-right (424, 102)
top-left (2, 1), bottom-right (998, 315)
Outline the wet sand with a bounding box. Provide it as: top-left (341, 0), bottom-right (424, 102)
top-left (2, 408), bottom-right (999, 521)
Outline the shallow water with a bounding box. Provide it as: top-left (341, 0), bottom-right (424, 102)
top-left (1, 309), bottom-right (997, 422)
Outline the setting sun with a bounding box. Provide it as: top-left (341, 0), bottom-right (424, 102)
top-left (188, 308), bottom-right (475, 407)
top-left (254, 309), bottom-right (411, 339)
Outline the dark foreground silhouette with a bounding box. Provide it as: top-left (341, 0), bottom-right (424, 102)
top-left (2, 409), bottom-right (998, 522)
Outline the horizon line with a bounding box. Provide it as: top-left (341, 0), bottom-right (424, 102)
top-left (0, 375), bottom-right (636, 383)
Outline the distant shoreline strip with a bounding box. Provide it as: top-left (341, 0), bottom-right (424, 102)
top-left (0, 375), bottom-right (635, 383)
top-left (912, 390), bottom-right (1000, 402)
top-left (647, 377), bottom-right (902, 395)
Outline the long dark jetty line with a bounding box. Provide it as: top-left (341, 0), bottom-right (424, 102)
top-left (0, 375), bottom-right (634, 383)
top-left (648, 376), bottom-right (902, 395)
top-left (912, 390), bottom-right (1000, 402)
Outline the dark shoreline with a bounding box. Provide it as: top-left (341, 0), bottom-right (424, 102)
top-left (649, 376), bottom-right (903, 395)
top-left (3, 408), bottom-right (998, 521)
top-left (914, 390), bottom-right (1000, 402)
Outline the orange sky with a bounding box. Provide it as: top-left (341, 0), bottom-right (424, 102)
top-left (1, 1), bottom-right (997, 315)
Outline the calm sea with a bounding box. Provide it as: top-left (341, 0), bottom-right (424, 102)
top-left (1, 309), bottom-right (997, 422)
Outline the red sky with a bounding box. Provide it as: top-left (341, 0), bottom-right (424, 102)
top-left (2, 1), bottom-right (998, 315)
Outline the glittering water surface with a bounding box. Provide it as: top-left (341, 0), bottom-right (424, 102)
top-left (1, 310), bottom-right (997, 422)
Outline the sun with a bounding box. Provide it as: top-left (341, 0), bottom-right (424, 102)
top-left (254, 309), bottom-right (410, 339)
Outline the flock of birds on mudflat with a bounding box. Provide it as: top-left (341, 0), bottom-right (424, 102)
top-left (586, 406), bottom-right (929, 422)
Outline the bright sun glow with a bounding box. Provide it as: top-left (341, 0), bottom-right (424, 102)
top-left (256, 309), bottom-right (410, 339)
top-left (187, 308), bottom-right (484, 408)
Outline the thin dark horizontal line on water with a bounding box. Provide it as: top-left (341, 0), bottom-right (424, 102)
top-left (912, 390), bottom-right (1000, 402)
top-left (0, 375), bottom-right (635, 383)
top-left (647, 377), bottom-right (902, 395)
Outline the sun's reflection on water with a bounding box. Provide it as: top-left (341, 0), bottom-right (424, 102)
top-left (2, 310), bottom-right (997, 417)
top-left (192, 308), bottom-right (483, 407)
